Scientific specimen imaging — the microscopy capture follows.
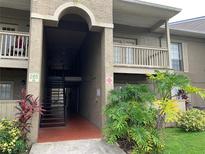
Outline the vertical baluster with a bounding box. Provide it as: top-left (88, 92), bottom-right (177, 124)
top-left (132, 47), bottom-right (135, 64)
top-left (4, 34), bottom-right (8, 56)
top-left (143, 49), bottom-right (145, 66)
top-left (148, 49), bottom-right (150, 66)
top-left (138, 49), bottom-right (142, 65)
top-left (167, 50), bottom-right (169, 67)
top-left (120, 47), bottom-right (122, 64)
top-left (150, 49), bottom-right (153, 66)
top-left (144, 49), bottom-right (146, 66)
top-left (123, 47), bottom-right (126, 64)
top-left (160, 50), bottom-right (162, 67)
top-left (136, 48), bottom-right (138, 65)
top-left (161, 50), bottom-right (163, 67)
top-left (13, 35), bottom-right (16, 56)
top-left (145, 49), bottom-right (148, 66)
top-left (25, 36), bottom-right (28, 57)
top-left (133, 48), bottom-right (136, 65)
top-left (156, 50), bottom-right (159, 66)
top-left (0, 33), bottom-right (3, 57)
top-left (9, 35), bottom-right (12, 57)
top-left (153, 50), bottom-right (155, 66)
top-left (139, 48), bottom-right (142, 65)
top-left (20, 36), bottom-right (24, 57)
top-left (147, 49), bottom-right (149, 66)
top-left (17, 36), bottom-right (20, 57)
top-left (162, 50), bottom-right (166, 67)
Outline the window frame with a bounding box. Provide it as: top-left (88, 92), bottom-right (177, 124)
top-left (170, 42), bottom-right (184, 71)
top-left (0, 81), bottom-right (14, 100)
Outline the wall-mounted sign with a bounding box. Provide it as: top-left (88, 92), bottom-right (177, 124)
top-left (96, 88), bottom-right (101, 97)
top-left (106, 76), bottom-right (113, 86)
top-left (29, 73), bottom-right (40, 83)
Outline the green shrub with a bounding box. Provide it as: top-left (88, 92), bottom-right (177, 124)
top-left (104, 85), bottom-right (164, 153)
top-left (0, 119), bottom-right (28, 154)
top-left (177, 109), bottom-right (205, 132)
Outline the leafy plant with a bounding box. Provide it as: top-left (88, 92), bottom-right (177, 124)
top-left (16, 89), bottom-right (44, 140)
top-left (104, 85), bottom-right (164, 153)
top-left (0, 119), bottom-right (28, 154)
top-left (177, 109), bottom-right (205, 132)
top-left (148, 71), bottom-right (205, 129)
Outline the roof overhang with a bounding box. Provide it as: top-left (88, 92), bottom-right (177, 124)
top-left (157, 27), bottom-right (205, 39)
top-left (170, 28), bottom-right (205, 39)
top-left (113, 0), bottom-right (181, 29)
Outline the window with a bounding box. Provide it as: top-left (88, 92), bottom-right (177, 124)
top-left (171, 43), bottom-right (183, 71)
top-left (0, 82), bottom-right (13, 100)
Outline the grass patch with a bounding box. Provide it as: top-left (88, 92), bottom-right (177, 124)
top-left (164, 128), bottom-right (205, 154)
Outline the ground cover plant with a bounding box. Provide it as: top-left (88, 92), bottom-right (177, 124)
top-left (0, 119), bottom-right (27, 154)
top-left (164, 128), bottom-right (205, 154)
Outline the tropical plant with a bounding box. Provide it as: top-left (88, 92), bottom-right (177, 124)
top-left (16, 89), bottom-right (44, 140)
top-left (177, 109), bottom-right (205, 132)
top-left (148, 71), bottom-right (205, 129)
top-left (0, 119), bottom-right (28, 154)
top-left (104, 85), bottom-right (164, 153)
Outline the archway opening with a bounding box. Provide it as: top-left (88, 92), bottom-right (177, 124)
top-left (38, 12), bottom-right (102, 142)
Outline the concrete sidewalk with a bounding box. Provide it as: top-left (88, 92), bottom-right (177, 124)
top-left (30, 139), bottom-right (125, 154)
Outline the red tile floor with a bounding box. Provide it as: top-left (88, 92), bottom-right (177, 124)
top-left (38, 116), bottom-right (102, 143)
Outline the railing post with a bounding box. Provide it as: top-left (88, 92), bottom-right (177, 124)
top-left (0, 33), bottom-right (2, 58)
top-left (165, 20), bottom-right (171, 68)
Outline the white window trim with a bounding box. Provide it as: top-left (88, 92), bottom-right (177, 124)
top-left (0, 81), bottom-right (14, 100)
top-left (170, 40), bottom-right (189, 72)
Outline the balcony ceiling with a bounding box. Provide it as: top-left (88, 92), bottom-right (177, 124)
top-left (113, 0), bottom-right (181, 29)
top-left (0, 0), bottom-right (30, 11)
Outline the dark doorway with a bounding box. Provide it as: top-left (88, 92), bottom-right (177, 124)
top-left (40, 14), bottom-right (102, 128)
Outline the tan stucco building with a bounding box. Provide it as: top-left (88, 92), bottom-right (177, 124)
top-left (0, 0), bottom-right (205, 143)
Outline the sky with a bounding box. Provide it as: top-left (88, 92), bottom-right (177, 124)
top-left (143, 0), bottom-right (205, 22)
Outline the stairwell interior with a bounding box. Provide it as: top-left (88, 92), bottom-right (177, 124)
top-left (40, 14), bottom-right (102, 130)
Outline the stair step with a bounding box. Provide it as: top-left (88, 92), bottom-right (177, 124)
top-left (40, 122), bottom-right (66, 127)
top-left (41, 118), bottom-right (64, 122)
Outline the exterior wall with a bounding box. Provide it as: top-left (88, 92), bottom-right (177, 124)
top-left (0, 68), bottom-right (26, 120)
top-left (171, 35), bottom-right (205, 106)
top-left (0, 7), bottom-right (30, 32)
top-left (0, 68), bottom-right (27, 99)
top-left (113, 24), bottom-right (166, 48)
top-left (79, 32), bottom-right (102, 128)
top-left (31, 0), bottom-right (112, 25)
top-left (0, 100), bottom-right (17, 120)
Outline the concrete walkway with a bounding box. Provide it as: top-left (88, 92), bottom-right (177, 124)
top-left (30, 139), bottom-right (125, 154)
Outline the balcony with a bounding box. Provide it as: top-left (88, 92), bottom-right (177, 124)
top-left (114, 44), bottom-right (170, 74)
top-left (0, 31), bottom-right (29, 68)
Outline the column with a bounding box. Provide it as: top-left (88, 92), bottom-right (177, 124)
top-left (101, 27), bottom-right (114, 127)
top-left (165, 20), bottom-right (171, 68)
top-left (27, 18), bottom-right (43, 143)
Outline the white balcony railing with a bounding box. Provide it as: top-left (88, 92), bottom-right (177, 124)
top-left (114, 44), bottom-right (169, 68)
top-left (0, 31), bottom-right (29, 60)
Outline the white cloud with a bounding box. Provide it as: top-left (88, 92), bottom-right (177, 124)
top-left (142, 0), bottom-right (205, 22)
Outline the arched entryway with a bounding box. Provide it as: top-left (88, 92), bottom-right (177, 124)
top-left (38, 6), bottom-right (103, 142)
